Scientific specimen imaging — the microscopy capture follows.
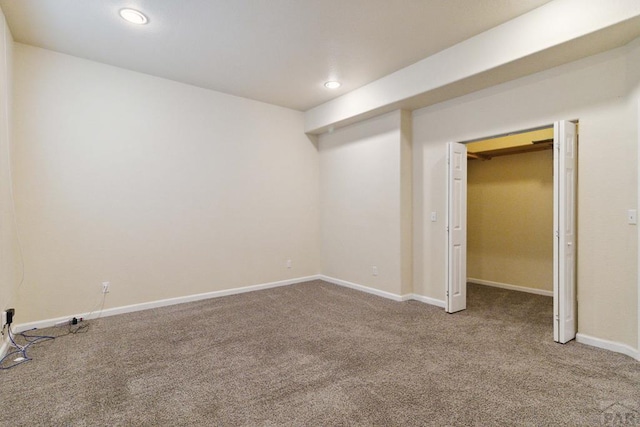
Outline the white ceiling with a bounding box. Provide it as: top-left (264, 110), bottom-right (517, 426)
top-left (0, 0), bottom-right (553, 111)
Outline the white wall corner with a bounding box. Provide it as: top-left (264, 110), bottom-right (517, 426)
top-left (576, 333), bottom-right (640, 361)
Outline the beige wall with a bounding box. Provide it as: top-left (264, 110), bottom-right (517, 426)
top-left (467, 150), bottom-right (554, 291)
top-left (13, 44), bottom-right (320, 324)
top-left (0, 10), bottom-right (19, 320)
top-left (413, 42), bottom-right (638, 349)
top-left (319, 110), bottom-right (412, 296)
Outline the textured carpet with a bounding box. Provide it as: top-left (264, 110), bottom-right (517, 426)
top-left (1, 281), bottom-right (638, 426)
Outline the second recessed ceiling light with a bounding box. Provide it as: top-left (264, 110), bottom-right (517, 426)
top-left (119, 8), bottom-right (148, 25)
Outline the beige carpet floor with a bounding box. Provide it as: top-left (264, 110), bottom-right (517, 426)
top-left (1, 280), bottom-right (638, 426)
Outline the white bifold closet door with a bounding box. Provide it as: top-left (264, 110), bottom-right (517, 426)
top-left (553, 120), bottom-right (577, 344)
top-left (446, 141), bottom-right (467, 314)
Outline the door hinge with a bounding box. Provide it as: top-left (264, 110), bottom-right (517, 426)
top-left (555, 230), bottom-right (559, 238)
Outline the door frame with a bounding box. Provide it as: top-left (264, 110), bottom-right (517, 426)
top-left (445, 121), bottom-right (578, 343)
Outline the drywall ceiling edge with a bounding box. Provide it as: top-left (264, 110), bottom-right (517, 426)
top-left (304, 0), bottom-right (640, 134)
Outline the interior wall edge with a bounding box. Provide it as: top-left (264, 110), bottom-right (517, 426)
top-left (637, 94), bottom-right (640, 357)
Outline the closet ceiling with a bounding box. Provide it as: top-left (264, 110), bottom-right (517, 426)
top-left (467, 127), bottom-right (555, 160)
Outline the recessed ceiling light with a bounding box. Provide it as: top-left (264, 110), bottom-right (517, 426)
top-left (119, 8), bottom-right (148, 25)
top-left (324, 81), bottom-right (341, 89)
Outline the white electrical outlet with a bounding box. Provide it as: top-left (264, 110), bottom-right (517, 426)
top-left (102, 281), bottom-right (110, 293)
top-left (372, 266), bottom-right (378, 276)
top-left (286, 259), bottom-right (292, 269)
top-left (1, 310), bottom-right (6, 328)
top-left (628, 209), bottom-right (637, 225)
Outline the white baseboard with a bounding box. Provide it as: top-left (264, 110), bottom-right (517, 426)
top-left (319, 275), bottom-right (446, 308)
top-left (407, 293), bottom-right (446, 308)
top-left (321, 276), bottom-right (638, 361)
top-left (15, 274), bottom-right (448, 334)
top-left (471, 280), bottom-right (639, 360)
top-left (468, 278), bottom-right (553, 297)
top-left (576, 333), bottom-right (640, 361)
top-left (0, 334), bottom-right (10, 360)
top-left (13, 274), bottom-right (636, 363)
top-left (319, 275), bottom-right (406, 301)
top-left (14, 275), bottom-right (322, 333)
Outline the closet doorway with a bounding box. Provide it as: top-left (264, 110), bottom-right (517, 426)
top-left (445, 121), bottom-right (577, 343)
